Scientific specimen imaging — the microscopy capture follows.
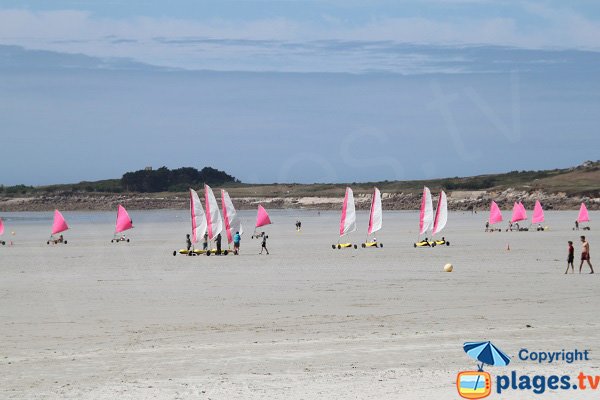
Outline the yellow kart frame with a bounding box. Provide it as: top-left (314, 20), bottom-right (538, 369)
top-left (332, 243), bottom-right (357, 249)
top-left (173, 248), bottom-right (230, 256)
top-left (361, 241), bottom-right (383, 248)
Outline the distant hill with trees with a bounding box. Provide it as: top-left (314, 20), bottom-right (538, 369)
top-left (121, 166), bottom-right (239, 192)
top-left (0, 166), bottom-right (240, 195)
top-left (0, 161), bottom-right (598, 198)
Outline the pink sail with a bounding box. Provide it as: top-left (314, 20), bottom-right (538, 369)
top-left (510, 202), bottom-right (527, 223)
top-left (115, 204), bottom-right (133, 233)
top-left (190, 188), bottom-right (207, 244)
top-left (519, 202), bottom-right (528, 220)
top-left (432, 191), bottom-right (448, 236)
top-left (204, 184), bottom-right (223, 240)
top-left (578, 203), bottom-right (590, 223)
top-left (0, 218), bottom-right (4, 236)
top-left (256, 205), bottom-right (272, 228)
top-left (367, 187), bottom-right (382, 235)
top-left (532, 200), bottom-right (544, 224)
top-left (51, 209), bottom-right (69, 235)
top-left (489, 201), bottom-right (503, 224)
top-left (340, 187), bottom-right (357, 236)
top-left (222, 189), bottom-right (243, 244)
top-left (419, 186), bottom-right (433, 235)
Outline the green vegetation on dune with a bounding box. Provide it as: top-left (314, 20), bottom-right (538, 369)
top-left (1, 161), bottom-right (598, 198)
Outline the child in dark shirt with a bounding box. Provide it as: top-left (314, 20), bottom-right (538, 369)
top-left (565, 241), bottom-right (575, 274)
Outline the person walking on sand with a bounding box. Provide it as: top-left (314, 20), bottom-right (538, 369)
top-left (202, 233), bottom-right (208, 251)
top-left (579, 236), bottom-right (594, 274)
top-left (233, 231), bottom-right (241, 255)
top-left (185, 234), bottom-right (192, 251)
top-left (216, 233), bottom-right (222, 255)
top-left (565, 241), bottom-right (575, 274)
top-left (260, 235), bottom-right (269, 255)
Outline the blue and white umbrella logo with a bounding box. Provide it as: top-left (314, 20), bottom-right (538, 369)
top-left (463, 341), bottom-right (511, 371)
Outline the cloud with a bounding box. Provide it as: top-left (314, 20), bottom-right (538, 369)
top-left (0, 5), bottom-right (599, 73)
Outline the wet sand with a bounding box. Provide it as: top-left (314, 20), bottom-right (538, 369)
top-left (0, 210), bottom-right (598, 399)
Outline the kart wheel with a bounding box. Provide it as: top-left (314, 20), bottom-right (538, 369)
top-left (353, 244), bottom-right (357, 249)
top-left (331, 244), bottom-right (336, 249)
top-left (446, 241), bottom-right (450, 246)
top-left (432, 242), bottom-right (436, 247)
top-left (361, 243), bottom-right (366, 248)
top-left (172, 250), bottom-right (177, 256)
top-left (379, 243), bottom-right (383, 248)
top-left (413, 243), bottom-right (416, 248)
top-left (223, 250), bottom-right (228, 255)
top-left (337, 244), bottom-right (341, 249)
top-left (206, 251), bottom-right (210, 256)
top-left (111, 239), bottom-right (114, 243)
top-left (64, 241), bottom-right (67, 244)
top-left (127, 239), bottom-right (130, 242)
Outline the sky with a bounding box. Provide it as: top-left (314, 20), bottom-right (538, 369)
top-left (1, 1), bottom-right (599, 185)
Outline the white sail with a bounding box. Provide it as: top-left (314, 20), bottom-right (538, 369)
top-left (419, 186), bottom-right (434, 235)
top-left (190, 188), bottom-right (207, 244)
top-left (432, 190), bottom-right (448, 236)
top-left (368, 187), bottom-right (382, 235)
top-left (221, 189), bottom-right (243, 244)
top-left (340, 187), bottom-right (357, 237)
top-left (204, 184), bottom-right (223, 240)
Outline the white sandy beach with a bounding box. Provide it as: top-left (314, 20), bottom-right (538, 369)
top-left (0, 209), bottom-right (598, 399)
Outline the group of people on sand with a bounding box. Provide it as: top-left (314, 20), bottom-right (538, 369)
top-left (566, 236), bottom-right (594, 274)
top-left (185, 230), bottom-right (266, 255)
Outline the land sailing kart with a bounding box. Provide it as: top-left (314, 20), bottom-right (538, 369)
top-left (361, 241), bottom-right (383, 248)
top-left (47, 235), bottom-right (67, 245)
top-left (332, 242), bottom-right (358, 249)
top-left (414, 238), bottom-right (450, 248)
top-left (173, 248), bottom-right (230, 256)
top-left (111, 235), bottom-right (130, 243)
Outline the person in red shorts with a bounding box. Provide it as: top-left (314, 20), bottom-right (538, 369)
top-left (579, 236), bottom-right (594, 274)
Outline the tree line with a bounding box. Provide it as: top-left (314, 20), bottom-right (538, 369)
top-left (121, 166), bottom-right (239, 192)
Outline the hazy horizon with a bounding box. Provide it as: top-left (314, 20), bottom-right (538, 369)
top-left (1, 1), bottom-right (600, 185)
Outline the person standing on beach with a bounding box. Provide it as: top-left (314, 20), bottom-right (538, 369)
top-left (575, 221), bottom-right (579, 230)
top-left (233, 231), bottom-right (241, 255)
top-left (260, 235), bottom-right (269, 255)
top-left (185, 234), bottom-right (192, 251)
top-left (216, 233), bottom-right (222, 255)
top-left (202, 233), bottom-right (208, 251)
top-left (565, 241), bottom-right (575, 274)
top-left (579, 236), bottom-right (594, 274)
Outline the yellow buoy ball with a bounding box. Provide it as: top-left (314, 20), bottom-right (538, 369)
top-left (444, 263), bottom-right (453, 272)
